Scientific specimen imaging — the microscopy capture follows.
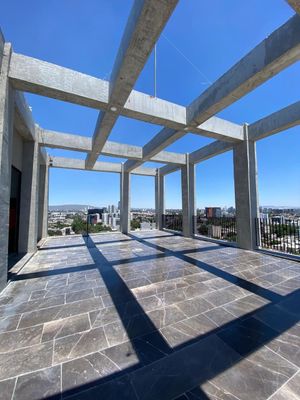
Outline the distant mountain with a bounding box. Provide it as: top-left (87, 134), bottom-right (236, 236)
top-left (49, 204), bottom-right (97, 211)
top-left (261, 206), bottom-right (300, 209)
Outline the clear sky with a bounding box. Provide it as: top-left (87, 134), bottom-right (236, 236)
top-left (1, 0), bottom-right (299, 208)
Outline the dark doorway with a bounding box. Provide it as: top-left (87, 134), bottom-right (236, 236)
top-left (8, 166), bottom-right (21, 256)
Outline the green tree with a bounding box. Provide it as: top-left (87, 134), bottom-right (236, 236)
top-left (131, 218), bottom-right (141, 230)
top-left (72, 215), bottom-right (86, 234)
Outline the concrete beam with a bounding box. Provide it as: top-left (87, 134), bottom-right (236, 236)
top-left (0, 42), bottom-right (14, 292)
top-left (181, 155), bottom-right (196, 237)
top-left (14, 91), bottom-right (36, 140)
top-left (120, 165), bottom-right (131, 234)
top-left (194, 116), bottom-right (243, 141)
top-left (233, 125), bottom-right (259, 250)
top-left (9, 53), bottom-right (110, 109)
top-left (124, 127), bottom-right (184, 171)
top-left (19, 137), bottom-right (40, 253)
top-left (187, 14), bottom-right (300, 126)
top-left (159, 140), bottom-right (234, 176)
top-left (38, 154), bottom-right (49, 240)
top-left (248, 101), bottom-right (300, 141)
top-left (86, 0), bottom-right (178, 168)
top-left (49, 156), bottom-right (156, 176)
top-left (286, 0), bottom-right (300, 14)
top-left (124, 117), bottom-right (242, 172)
top-left (50, 156), bottom-right (122, 173)
top-left (40, 129), bottom-right (92, 152)
top-left (155, 170), bottom-right (164, 230)
top-left (39, 129), bottom-right (185, 164)
top-left (9, 53), bottom-right (242, 142)
top-left (133, 166), bottom-right (157, 176)
top-left (159, 163), bottom-right (181, 176)
top-left (189, 140), bottom-right (233, 164)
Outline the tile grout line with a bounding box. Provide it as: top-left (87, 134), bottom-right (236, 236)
top-left (265, 368), bottom-right (300, 400)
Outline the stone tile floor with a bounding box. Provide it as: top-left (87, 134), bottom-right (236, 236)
top-left (0, 230), bottom-right (299, 399)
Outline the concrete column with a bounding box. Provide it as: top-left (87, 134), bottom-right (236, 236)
top-left (120, 164), bottom-right (131, 234)
top-left (18, 135), bottom-right (40, 253)
top-left (155, 170), bottom-right (165, 230)
top-left (37, 154), bottom-right (49, 241)
top-left (0, 42), bottom-right (14, 292)
top-left (233, 124), bottom-right (259, 250)
top-left (181, 154), bottom-right (196, 237)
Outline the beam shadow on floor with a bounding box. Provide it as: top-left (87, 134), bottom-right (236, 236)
top-left (40, 233), bottom-right (300, 400)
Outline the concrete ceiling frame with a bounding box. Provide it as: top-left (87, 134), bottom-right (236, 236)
top-left (5, 0), bottom-right (300, 180)
top-left (127, 12), bottom-right (300, 174)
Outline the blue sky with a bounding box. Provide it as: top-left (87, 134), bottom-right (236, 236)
top-left (1, 0), bottom-right (299, 208)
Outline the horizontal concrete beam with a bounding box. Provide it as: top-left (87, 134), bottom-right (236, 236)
top-left (9, 53), bottom-right (109, 109)
top-left (159, 163), bottom-right (181, 176)
top-left (9, 53), bottom-right (242, 142)
top-left (189, 140), bottom-right (233, 164)
top-left (86, 0), bottom-right (178, 168)
top-left (187, 14), bottom-right (300, 126)
top-left (49, 156), bottom-right (156, 176)
top-left (39, 129), bottom-right (185, 164)
top-left (109, 0), bottom-right (178, 108)
top-left (14, 91), bottom-right (36, 140)
top-left (50, 156), bottom-right (121, 173)
top-left (194, 116), bottom-right (243, 141)
top-left (133, 166), bottom-right (157, 176)
top-left (124, 127), bottom-right (185, 172)
top-left (159, 139), bottom-right (234, 175)
top-left (248, 101), bottom-right (300, 141)
top-left (40, 129), bottom-right (91, 152)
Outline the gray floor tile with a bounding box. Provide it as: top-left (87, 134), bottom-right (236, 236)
top-left (14, 365), bottom-right (61, 400)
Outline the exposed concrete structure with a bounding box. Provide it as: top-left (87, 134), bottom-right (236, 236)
top-left (37, 153), bottom-right (49, 241)
top-left (187, 14), bottom-right (300, 126)
top-left (39, 129), bottom-right (186, 165)
top-left (18, 134), bottom-right (39, 253)
top-left (181, 155), bottom-right (196, 238)
top-left (233, 125), bottom-right (259, 250)
top-left (50, 156), bottom-right (156, 176)
top-left (155, 170), bottom-right (164, 230)
top-left (9, 53), bottom-right (243, 142)
top-left (86, 0), bottom-right (179, 168)
top-left (120, 164), bottom-right (131, 234)
top-left (248, 100), bottom-right (300, 141)
top-left (0, 42), bottom-right (14, 292)
top-left (0, 2), bottom-right (299, 293)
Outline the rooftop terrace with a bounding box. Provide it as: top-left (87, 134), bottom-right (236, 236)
top-left (0, 0), bottom-right (300, 398)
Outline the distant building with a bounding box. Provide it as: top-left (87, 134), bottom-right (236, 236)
top-left (205, 207), bottom-right (221, 218)
top-left (260, 213), bottom-right (269, 220)
top-left (88, 213), bottom-right (100, 225)
top-left (272, 215), bottom-right (285, 224)
top-left (88, 208), bottom-right (106, 218)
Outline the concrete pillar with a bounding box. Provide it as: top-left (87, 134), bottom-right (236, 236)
top-left (37, 154), bottom-right (49, 241)
top-left (233, 124), bottom-right (259, 250)
top-left (18, 135), bottom-right (40, 253)
top-left (181, 154), bottom-right (196, 237)
top-left (155, 170), bottom-right (164, 230)
top-left (0, 42), bottom-right (14, 292)
top-left (120, 164), bottom-right (131, 234)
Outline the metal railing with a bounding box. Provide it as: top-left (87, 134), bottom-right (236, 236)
top-left (163, 214), bottom-right (183, 232)
top-left (195, 216), bottom-right (237, 242)
top-left (256, 218), bottom-right (300, 255)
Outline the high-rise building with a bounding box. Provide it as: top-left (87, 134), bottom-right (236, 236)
top-left (205, 207), bottom-right (221, 218)
top-left (102, 213), bottom-right (109, 226)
